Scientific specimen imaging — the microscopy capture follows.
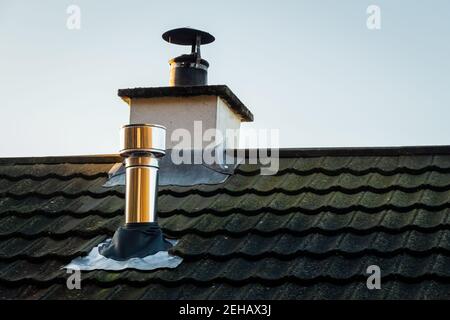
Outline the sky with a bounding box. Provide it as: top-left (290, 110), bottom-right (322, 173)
top-left (1, 0), bottom-right (450, 157)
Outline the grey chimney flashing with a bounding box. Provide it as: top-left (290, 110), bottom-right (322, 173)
top-left (118, 85), bottom-right (254, 122)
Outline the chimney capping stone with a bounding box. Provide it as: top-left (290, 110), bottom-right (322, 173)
top-left (118, 85), bottom-right (254, 122)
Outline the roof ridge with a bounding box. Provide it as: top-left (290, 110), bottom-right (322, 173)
top-left (0, 155), bottom-right (122, 165)
top-left (1, 146), bottom-right (450, 164)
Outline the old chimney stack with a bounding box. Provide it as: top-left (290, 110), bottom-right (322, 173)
top-left (118, 27), bottom-right (254, 151)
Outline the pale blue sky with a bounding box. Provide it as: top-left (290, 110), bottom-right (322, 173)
top-left (1, 0), bottom-right (449, 156)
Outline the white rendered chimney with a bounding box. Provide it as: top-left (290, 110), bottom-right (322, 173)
top-left (119, 89), bottom-right (252, 150)
top-left (118, 28), bottom-right (253, 151)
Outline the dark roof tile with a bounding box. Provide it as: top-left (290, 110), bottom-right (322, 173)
top-left (1, 149), bottom-right (450, 299)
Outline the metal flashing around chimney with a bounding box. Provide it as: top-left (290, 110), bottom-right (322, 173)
top-left (64, 238), bottom-right (181, 271)
top-left (104, 150), bottom-right (242, 188)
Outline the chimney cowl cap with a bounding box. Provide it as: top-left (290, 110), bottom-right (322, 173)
top-left (162, 27), bottom-right (215, 46)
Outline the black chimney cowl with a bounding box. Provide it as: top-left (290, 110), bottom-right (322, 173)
top-left (162, 27), bottom-right (215, 87)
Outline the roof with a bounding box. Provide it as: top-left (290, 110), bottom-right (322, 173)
top-left (118, 85), bottom-right (254, 122)
top-left (1, 147), bottom-right (450, 299)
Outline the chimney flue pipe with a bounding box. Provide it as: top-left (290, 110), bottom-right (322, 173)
top-left (120, 124), bottom-right (166, 224)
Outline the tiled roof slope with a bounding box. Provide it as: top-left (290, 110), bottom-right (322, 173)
top-left (1, 148), bottom-right (450, 299)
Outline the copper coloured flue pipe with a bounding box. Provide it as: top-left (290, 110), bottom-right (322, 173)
top-left (120, 124), bottom-right (166, 224)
